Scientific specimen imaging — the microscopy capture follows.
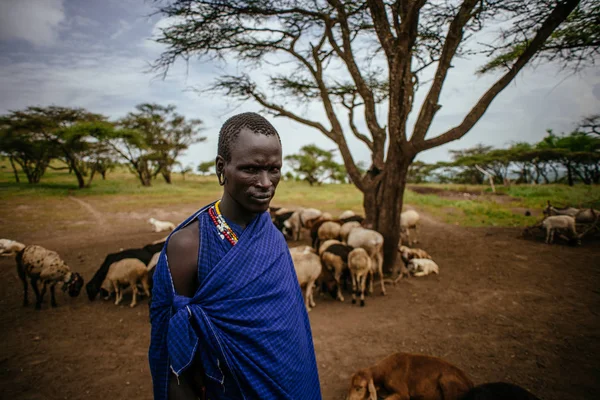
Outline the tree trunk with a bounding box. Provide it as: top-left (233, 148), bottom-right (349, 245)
top-left (85, 168), bottom-right (97, 188)
top-left (363, 156), bottom-right (410, 275)
top-left (9, 156), bottom-right (20, 183)
top-left (101, 170), bottom-right (107, 180)
top-left (161, 169), bottom-right (172, 184)
top-left (138, 166), bottom-right (152, 186)
top-left (566, 162), bottom-right (574, 186)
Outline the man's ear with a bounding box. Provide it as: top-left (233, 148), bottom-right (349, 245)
top-left (367, 378), bottom-right (377, 400)
top-left (215, 155), bottom-right (225, 175)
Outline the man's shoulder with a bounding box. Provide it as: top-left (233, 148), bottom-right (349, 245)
top-left (168, 221), bottom-right (199, 253)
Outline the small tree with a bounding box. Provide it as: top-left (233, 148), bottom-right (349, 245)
top-left (285, 144), bottom-right (345, 185)
top-left (197, 160), bottom-right (215, 175)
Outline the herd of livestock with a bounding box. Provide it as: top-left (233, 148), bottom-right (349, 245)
top-left (0, 199), bottom-right (596, 399)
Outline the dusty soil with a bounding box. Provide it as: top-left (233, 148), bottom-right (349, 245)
top-left (0, 199), bottom-right (599, 400)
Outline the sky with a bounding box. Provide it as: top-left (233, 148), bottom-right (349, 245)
top-left (0, 0), bottom-right (599, 171)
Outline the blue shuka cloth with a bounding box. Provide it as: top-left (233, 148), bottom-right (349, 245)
top-left (149, 203), bottom-right (322, 400)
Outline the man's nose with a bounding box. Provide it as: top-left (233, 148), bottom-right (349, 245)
top-left (256, 171), bottom-right (272, 188)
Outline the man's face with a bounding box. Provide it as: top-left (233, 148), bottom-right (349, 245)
top-left (220, 127), bottom-right (282, 214)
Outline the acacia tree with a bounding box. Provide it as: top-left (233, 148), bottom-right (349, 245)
top-left (154, 0), bottom-right (592, 271)
top-left (285, 144), bottom-right (345, 185)
top-left (116, 103), bottom-right (206, 186)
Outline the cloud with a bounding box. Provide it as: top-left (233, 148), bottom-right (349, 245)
top-left (0, 0), bottom-right (66, 46)
top-left (111, 20), bottom-right (132, 40)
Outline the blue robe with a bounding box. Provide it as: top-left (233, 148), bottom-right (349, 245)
top-left (149, 203), bottom-right (321, 399)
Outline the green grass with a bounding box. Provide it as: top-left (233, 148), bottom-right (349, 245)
top-left (1, 159), bottom-right (598, 228)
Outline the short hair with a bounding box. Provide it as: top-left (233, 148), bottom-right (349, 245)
top-left (217, 112), bottom-right (281, 162)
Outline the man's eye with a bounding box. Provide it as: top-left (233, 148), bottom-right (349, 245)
top-left (244, 167), bottom-right (257, 173)
top-left (271, 167), bottom-right (280, 173)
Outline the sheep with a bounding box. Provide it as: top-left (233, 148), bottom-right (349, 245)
top-left (348, 247), bottom-right (372, 307)
top-left (283, 208), bottom-right (322, 240)
top-left (0, 239), bottom-right (26, 256)
top-left (310, 215), bottom-right (335, 247)
top-left (289, 245), bottom-right (322, 312)
top-left (460, 382), bottom-right (541, 400)
top-left (541, 215), bottom-right (579, 244)
top-left (401, 209), bottom-right (420, 245)
top-left (148, 217), bottom-right (176, 233)
top-left (347, 352), bottom-right (473, 400)
top-left (320, 243), bottom-right (353, 302)
top-left (340, 214), bottom-right (365, 225)
top-left (85, 241), bottom-right (165, 301)
top-left (101, 258), bottom-right (151, 308)
top-left (16, 245), bottom-right (84, 310)
top-left (340, 221), bottom-right (361, 243)
top-left (101, 251), bottom-right (161, 300)
top-left (315, 221), bottom-right (341, 249)
top-left (270, 208), bottom-right (295, 232)
top-left (407, 258), bottom-right (440, 277)
top-left (347, 228), bottom-right (386, 296)
top-left (339, 210), bottom-right (356, 220)
top-left (318, 239), bottom-right (343, 256)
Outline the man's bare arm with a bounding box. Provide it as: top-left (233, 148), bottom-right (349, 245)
top-left (166, 221), bottom-right (200, 298)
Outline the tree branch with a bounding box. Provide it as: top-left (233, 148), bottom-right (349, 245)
top-left (410, 0), bottom-right (479, 144)
top-left (419, 0), bottom-right (581, 151)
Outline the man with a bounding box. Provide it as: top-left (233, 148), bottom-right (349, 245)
top-left (149, 112), bottom-right (322, 400)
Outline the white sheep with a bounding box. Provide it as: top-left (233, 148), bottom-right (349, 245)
top-left (543, 201), bottom-right (599, 223)
top-left (148, 218), bottom-right (176, 233)
top-left (407, 258), bottom-right (439, 277)
top-left (339, 210), bottom-right (356, 220)
top-left (290, 246), bottom-right (322, 312)
top-left (102, 258), bottom-right (151, 308)
top-left (0, 239), bottom-right (26, 256)
top-left (347, 227), bottom-right (386, 296)
top-left (348, 247), bottom-right (372, 307)
top-left (283, 208), bottom-right (322, 240)
top-left (16, 245), bottom-right (84, 310)
top-left (542, 215), bottom-right (579, 244)
top-left (401, 209), bottom-right (420, 245)
top-left (317, 221), bottom-right (341, 244)
top-left (340, 221), bottom-right (361, 243)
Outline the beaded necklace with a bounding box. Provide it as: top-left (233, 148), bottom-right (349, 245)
top-left (208, 200), bottom-right (239, 246)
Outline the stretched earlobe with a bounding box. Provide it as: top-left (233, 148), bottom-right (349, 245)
top-left (218, 173), bottom-right (226, 186)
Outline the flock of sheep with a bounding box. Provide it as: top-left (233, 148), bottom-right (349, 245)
top-left (269, 206), bottom-right (439, 310)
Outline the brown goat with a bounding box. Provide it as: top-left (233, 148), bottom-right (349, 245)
top-left (347, 352), bottom-right (473, 400)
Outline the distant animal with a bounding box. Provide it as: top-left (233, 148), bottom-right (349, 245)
top-left (407, 258), bottom-right (440, 277)
top-left (460, 382), bottom-right (541, 400)
top-left (339, 210), bottom-right (356, 220)
top-left (401, 209), bottom-right (420, 245)
top-left (348, 247), bottom-right (372, 307)
top-left (0, 239), bottom-right (26, 256)
top-left (347, 352), bottom-right (473, 400)
top-left (398, 245), bottom-right (432, 264)
top-left (524, 210), bottom-right (531, 217)
top-left (283, 208), bottom-right (322, 240)
top-left (543, 201), bottom-right (598, 223)
top-left (347, 228), bottom-right (386, 296)
top-left (320, 243), bottom-right (353, 302)
top-left (148, 217), bottom-right (176, 232)
top-left (16, 245), bottom-right (84, 310)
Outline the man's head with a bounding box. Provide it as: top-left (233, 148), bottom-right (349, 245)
top-left (216, 112), bottom-right (282, 214)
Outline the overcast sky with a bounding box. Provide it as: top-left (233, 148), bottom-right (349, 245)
top-left (1, 0), bottom-right (599, 170)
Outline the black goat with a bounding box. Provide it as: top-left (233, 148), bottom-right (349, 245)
top-left (86, 242), bottom-right (165, 301)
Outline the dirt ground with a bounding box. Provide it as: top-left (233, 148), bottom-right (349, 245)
top-left (0, 199), bottom-right (599, 400)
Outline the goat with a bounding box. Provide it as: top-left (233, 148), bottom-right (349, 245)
top-left (0, 239), bottom-right (26, 256)
top-left (271, 208), bottom-right (295, 232)
top-left (315, 221), bottom-right (341, 249)
top-left (407, 258), bottom-right (439, 277)
top-left (321, 243), bottom-right (353, 302)
top-left (102, 258), bottom-right (151, 308)
top-left (347, 228), bottom-right (386, 296)
top-left (16, 245), bottom-right (84, 310)
top-left (290, 246), bottom-right (322, 312)
top-left (340, 214), bottom-right (365, 225)
top-left (86, 241), bottom-right (165, 301)
top-left (543, 201), bottom-right (599, 223)
top-left (398, 245), bottom-right (432, 263)
top-left (460, 382), bottom-right (541, 400)
top-left (318, 239), bottom-right (343, 256)
top-left (310, 216), bottom-right (335, 247)
top-left (401, 209), bottom-right (420, 245)
top-left (347, 352), bottom-right (473, 400)
top-left (148, 217), bottom-right (175, 232)
top-left (541, 215), bottom-right (579, 244)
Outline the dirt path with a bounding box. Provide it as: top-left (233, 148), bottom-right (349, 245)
top-left (0, 205), bottom-right (598, 400)
top-left (68, 196), bottom-right (108, 230)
